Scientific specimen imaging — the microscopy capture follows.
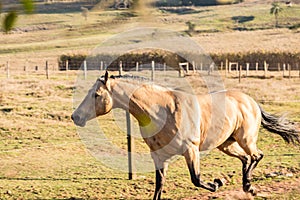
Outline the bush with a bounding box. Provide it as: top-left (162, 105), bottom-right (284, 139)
top-left (58, 51), bottom-right (300, 71)
top-left (211, 51), bottom-right (300, 70)
top-left (58, 50), bottom-right (188, 71)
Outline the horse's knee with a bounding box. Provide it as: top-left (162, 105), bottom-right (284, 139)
top-left (251, 151), bottom-right (264, 162)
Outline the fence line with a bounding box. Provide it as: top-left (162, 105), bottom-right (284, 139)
top-left (2, 59), bottom-right (300, 81)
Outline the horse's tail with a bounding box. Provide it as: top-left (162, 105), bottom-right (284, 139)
top-left (259, 105), bottom-right (300, 145)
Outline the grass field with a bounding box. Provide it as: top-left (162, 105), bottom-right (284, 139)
top-left (0, 69), bottom-right (299, 199)
top-left (0, 0), bottom-right (300, 199)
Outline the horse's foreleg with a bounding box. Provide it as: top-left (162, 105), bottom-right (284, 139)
top-left (151, 153), bottom-right (169, 200)
top-left (153, 168), bottom-right (166, 200)
top-left (184, 145), bottom-right (225, 192)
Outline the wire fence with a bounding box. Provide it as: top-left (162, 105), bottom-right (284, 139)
top-left (1, 59), bottom-right (300, 80)
top-left (0, 59), bottom-right (299, 179)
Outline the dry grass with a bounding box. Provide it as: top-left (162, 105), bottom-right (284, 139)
top-left (0, 70), bottom-right (299, 199)
top-left (0, 0), bottom-right (300, 199)
top-left (0, 0), bottom-right (300, 71)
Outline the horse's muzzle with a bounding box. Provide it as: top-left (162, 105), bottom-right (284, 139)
top-left (71, 113), bottom-right (86, 127)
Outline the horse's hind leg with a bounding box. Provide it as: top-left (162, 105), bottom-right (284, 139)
top-left (234, 127), bottom-right (264, 195)
top-left (243, 149), bottom-right (263, 195)
top-left (184, 144), bottom-right (225, 192)
top-left (218, 137), bottom-right (263, 196)
top-left (218, 138), bottom-right (251, 192)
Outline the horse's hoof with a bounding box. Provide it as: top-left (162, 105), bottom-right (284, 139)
top-left (214, 178), bottom-right (226, 187)
top-left (244, 185), bottom-right (257, 196)
top-left (249, 186), bottom-right (257, 196)
top-left (207, 182), bottom-right (218, 192)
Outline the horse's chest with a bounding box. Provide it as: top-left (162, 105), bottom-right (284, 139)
top-left (142, 129), bottom-right (184, 155)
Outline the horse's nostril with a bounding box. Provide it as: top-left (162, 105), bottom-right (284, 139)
top-left (71, 114), bottom-right (80, 122)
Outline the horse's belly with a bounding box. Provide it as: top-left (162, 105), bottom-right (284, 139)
top-left (143, 133), bottom-right (186, 160)
top-left (200, 128), bottom-right (232, 151)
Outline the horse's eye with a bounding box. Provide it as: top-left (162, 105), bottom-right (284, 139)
top-left (94, 92), bottom-right (100, 98)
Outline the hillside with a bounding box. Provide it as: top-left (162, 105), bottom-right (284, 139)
top-left (0, 0), bottom-right (299, 70)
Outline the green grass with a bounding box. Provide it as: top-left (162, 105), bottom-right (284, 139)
top-left (0, 71), bottom-right (299, 199)
top-left (0, 1), bottom-right (300, 199)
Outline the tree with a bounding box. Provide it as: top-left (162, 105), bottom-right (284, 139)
top-left (81, 7), bottom-right (88, 21)
top-left (186, 21), bottom-right (195, 33)
top-left (270, 2), bottom-right (283, 28)
top-left (1, 0), bottom-right (34, 33)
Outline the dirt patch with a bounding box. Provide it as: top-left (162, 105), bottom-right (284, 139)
top-left (183, 178), bottom-right (300, 200)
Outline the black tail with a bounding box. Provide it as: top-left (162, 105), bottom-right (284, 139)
top-left (259, 106), bottom-right (300, 145)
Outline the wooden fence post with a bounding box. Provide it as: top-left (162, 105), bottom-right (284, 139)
top-left (239, 65), bottom-right (242, 83)
top-left (229, 62), bottom-right (238, 75)
top-left (225, 59), bottom-right (228, 78)
top-left (119, 61), bottom-right (123, 76)
top-left (24, 60), bottom-right (28, 75)
top-left (283, 63), bottom-right (286, 77)
top-left (192, 61), bottom-right (196, 73)
top-left (246, 63), bottom-right (249, 77)
top-left (100, 61), bottom-right (103, 71)
top-left (66, 60), bottom-right (69, 78)
top-left (255, 62), bottom-right (258, 72)
top-left (46, 61), bottom-right (49, 79)
top-left (6, 61), bottom-right (10, 79)
top-left (119, 61), bottom-right (135, 180)
top-left (264, 61), bottom-right (267, 78)
top-left (84, 60), bottom-right (87, 80)
top-left (186, 63), bottom-right (190, 74)
top-left (151, 61), bottom-right (155, 81)
top-left (66, 60), bottom-right (69, 71)
top-left (126, 111), bottom-right (134, 180)
top-left (208, 63), bottom-right (214, 76)
top-left (288, 64), bottom-right (291, 79)
top-left (136, 62), bottom-right (139, 72)
top-left (220, 62), bottom-right (223, 71)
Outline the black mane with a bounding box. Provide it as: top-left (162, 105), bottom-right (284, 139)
top-left (99, 74), bottom-right (150, 82)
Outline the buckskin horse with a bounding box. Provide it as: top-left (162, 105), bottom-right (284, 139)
top-left (71, 71), bottom-right (300, 200)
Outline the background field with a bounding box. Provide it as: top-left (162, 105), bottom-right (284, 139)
top-left (0, 0), bottom-right (300, 199)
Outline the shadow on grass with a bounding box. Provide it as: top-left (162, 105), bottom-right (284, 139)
top-left (232, 15), bottom-right (255, 23)
top-left (159, 7), bottom-right (210, 15)
top-left (0, 176), bottom-right (123, 181)
top-left (35, 2), bottom-right (95, 14)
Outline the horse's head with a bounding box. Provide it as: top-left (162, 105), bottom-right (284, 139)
top-left (71, 71), bottom-right (113, 127)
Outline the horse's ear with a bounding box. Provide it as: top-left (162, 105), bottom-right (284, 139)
top-left (104, 71), bottom-right (112, 91)
top-left (104, 71), bottom-right (109, 84)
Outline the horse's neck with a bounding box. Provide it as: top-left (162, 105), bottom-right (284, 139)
top-left (111, 79), bottom-right (139, 110)
top-left (111, 79), bottom-right (171, 126)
